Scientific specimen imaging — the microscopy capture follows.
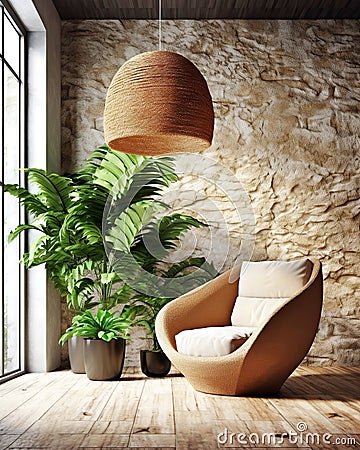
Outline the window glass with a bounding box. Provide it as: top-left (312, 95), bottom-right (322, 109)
top-left (0, 1), bottom-right (25, 379)
top-left (4, 12), bottom-right (20, 75)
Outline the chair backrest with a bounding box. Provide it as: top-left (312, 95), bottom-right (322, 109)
top-left (231, 259), bottom-right (313, 327)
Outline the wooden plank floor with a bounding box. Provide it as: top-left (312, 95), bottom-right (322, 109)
top-left (0, 366), bottom-right (359, 450)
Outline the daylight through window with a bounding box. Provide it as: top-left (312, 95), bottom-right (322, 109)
top-left (0, 0), bottom-right (25, 380)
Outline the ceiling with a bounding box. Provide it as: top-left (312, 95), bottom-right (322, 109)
top-left (51, 0), bottom-right (360, 20)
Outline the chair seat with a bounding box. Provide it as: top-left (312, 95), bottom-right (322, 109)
top-left (175, 326), bottom-right (257, 357)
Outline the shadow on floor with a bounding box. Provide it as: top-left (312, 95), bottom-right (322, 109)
top-left (120, 371), bottom-right (360, 401)
top-left (279, 372), bottom-right (360, 400)
top-left (121, 372), bottom-right (183, 381)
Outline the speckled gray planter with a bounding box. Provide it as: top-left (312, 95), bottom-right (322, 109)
top-left (84, 339), bottom-right (126, 381)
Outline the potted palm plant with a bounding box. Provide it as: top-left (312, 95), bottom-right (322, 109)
top-left (2, 169), bottom-right (102, 373)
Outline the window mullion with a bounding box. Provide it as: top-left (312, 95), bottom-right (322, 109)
top-left (0, 55), bottom-right (22, 82)
top-left (19, 30), bottom-right (25, 373)
top-left (0, 4), bottom-right (5, 377)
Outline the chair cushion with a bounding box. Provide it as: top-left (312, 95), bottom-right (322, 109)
top-left (231, 259), bottom-right (312, 327)
top-left (175, 326), bottom-right (256, 357)
top-left (238, 259), bottom-right (312, 298)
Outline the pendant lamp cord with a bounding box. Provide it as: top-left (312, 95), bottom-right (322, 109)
top-left (158, 0), bottom-right (162, 51)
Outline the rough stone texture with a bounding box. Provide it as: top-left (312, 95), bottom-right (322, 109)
top-left (61, 19), bottom-right (360, 368)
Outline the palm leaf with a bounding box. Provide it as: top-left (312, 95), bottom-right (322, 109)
top-left (110, 158), bottom-right (177, 207)
top-left (163, 257), bottom-right (217, 278)
top-left (77, 145), bottom-right (145, 186)
top-left (69, 184), bottom-right (108, 221)
top-left (107, 284), bottom-right (132, 307)
top-left (25, 169), bottom-right (74, 212)
top-left (37, 211), bottom-right (64, 231)
top-left (131, 214), bottom-right (207, 272)
top-left (27, 234), bottom-right (50, 267)
top-left (8, 224), bottom-right (43, 243)
top-left (91, 146), bottom-right (176, 209)
top-left (1, 183), bottom-right (48, 216)
top-left (106, 201), bottom-right (166, 253)
top-left (91, 147), bottom-right (146, 194)
top-left (142, 213), bottom-right (206, 250)
top-left (59, 213), bottom-right (103, 247)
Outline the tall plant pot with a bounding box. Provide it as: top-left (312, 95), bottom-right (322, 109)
top-left (68, 336), bottom-right (85, 374)
top-left (140, 350), bottom-right (171, 377)
top-left (84, 338), bottom-right (126, 381)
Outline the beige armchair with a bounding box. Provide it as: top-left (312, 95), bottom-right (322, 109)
top-left (155, 259), bottom-right (323, 396)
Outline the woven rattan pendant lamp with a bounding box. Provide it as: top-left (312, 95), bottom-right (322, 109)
top-left (103, 2), bottom-right (214, 155)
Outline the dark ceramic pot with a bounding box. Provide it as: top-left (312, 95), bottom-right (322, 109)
top-left (68, 336), bottom-right (85, 374)
top-left (140, 350), bottom-right (171, 377)
top-left (84, 338), bottom-right (126, 381)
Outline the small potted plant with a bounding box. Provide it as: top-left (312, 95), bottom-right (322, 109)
top-left (59, 309), bottom-right (131, 380)
top-left (121, 257), bottom-right (218, 377)
top-left (123, 295), bottom-right (172, 377)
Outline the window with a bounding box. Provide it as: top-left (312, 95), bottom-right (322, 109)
top-left (0, 0), bottom-right (25, 380)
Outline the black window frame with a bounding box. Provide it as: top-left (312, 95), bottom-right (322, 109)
top-left (0, 0), bottom-right (26, 382)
